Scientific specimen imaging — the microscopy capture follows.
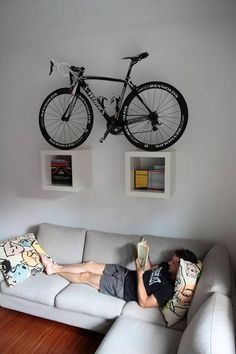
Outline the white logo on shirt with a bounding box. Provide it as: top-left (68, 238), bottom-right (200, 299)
top-left (149, 267), bottom-right (162, 285)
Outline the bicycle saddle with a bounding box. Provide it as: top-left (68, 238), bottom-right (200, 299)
top-left (122, 52), bottom-right (149, 62)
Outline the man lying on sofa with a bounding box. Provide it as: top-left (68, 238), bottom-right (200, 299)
top-left (41, 249), bottom-right (198, 308)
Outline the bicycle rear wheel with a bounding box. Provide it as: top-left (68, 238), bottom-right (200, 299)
top-left (121, 81), bottom-right (188, 151)
top-left (39, 88), bottom-right (93, 150)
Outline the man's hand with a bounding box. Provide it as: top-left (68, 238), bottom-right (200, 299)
top-left (135, 257), bottom-right (144, 275)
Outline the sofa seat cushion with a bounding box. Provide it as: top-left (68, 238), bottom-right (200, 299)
top-left (55, 283), bottom-right (125, 319)
top-left (122, 301), bottom-right (186, 331)
top-left (37, 223), bottom-right (86, 264)
top-left (95, 316), bottom-right (182, 354)
top-left (0, 273), bottom-right (69, 306)
top-left (187, 244), bottom-right (231, 323)
top-left (177, 293), bottom-right (235, 354)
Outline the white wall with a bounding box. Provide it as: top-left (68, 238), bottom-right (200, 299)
top-left (0, 0), bottom-right (236, 267)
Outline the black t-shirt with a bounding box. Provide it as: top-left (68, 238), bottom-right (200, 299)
top-left (123, 262), bottom-right (174, 306)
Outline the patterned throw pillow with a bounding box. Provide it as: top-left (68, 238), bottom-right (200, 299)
top-left (160, 258), bottom-right (202, 327)
top-left (0, 233), bottom-right (48, 287)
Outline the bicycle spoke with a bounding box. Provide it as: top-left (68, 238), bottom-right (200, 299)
top-left (40, 89), bottom-right (93, 148)
top-left (123, 84), bottom-right (187, 150)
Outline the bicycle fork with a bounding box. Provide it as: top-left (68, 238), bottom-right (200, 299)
top-left (61, 84), bottom-right (78, 121)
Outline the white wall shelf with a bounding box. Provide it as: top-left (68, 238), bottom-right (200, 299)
top-left (40, 150), bottom-right (92, 192)
top-left (125, 151), bottom-right (175, 199)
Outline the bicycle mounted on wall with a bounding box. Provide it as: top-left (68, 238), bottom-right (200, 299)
top-left (39, 52), bottom-right (188, 151)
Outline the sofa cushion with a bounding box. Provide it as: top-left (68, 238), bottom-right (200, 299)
top-left (161, 259), bottom-right (202, 327)
top-left (37, 223), bottom-right (86, 264)
top-left (55, 283), bottom-right (125, 319)
top-left (121, 300), bottom-right (186, 331)
top-left (0, 273), bottom-right (69, 306)
top-left (142, 234), bottom-right (211, 266)
top-left (187, 244), bottom-right (231, 323)
top-left (95, 316), bottom-right (182, 354)
top-left (177, 293), bottom-right (235, 354)
top-left (0, 233), bottom-right (48, 287)
top-left (83, 230), bottom-right (140, 268)
top-left (122, 300), bottom-right (166, 326)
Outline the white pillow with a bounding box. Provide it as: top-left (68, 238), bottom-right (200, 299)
top-left (0, 233), bottom-right (49, 287)
top-left (161, 258), bottom-right (202, 327)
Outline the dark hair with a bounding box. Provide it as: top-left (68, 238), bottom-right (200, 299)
top-left (175, 249), bottom-right (198, 264)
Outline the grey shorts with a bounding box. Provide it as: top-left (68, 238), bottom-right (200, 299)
top-left (99, 264), bottom-right (128, 299)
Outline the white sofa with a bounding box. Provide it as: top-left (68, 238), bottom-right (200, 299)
top-left (0, 223), bottom-right (235, 354)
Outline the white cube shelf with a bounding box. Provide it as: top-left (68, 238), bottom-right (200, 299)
top-left (125, 151), bottom-right (175, 199)
top-left (41, 150), bottom-right (92, 192)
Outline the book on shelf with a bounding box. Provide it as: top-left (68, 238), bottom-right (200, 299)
top-left (137, 238), bottom-right (150, 272)
top-left (134, 170), bottom-right (148, 189)
top-left (134, 165), bottom-right (165, 191)
top-left (148, 169), bottom-right (165, 190)
top-left (51, 158), bottom-right (72, 186)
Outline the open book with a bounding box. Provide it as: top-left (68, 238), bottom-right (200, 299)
top-left (137, 238), bottom-right (150, 272)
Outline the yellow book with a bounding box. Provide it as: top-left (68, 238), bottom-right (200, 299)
top-left (134, 170), bottom-right (148, 189)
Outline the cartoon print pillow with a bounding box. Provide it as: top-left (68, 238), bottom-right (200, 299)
top-left (160, 258), bottom-right (202, 327)
top-left (0, 233), bottom-right (49, 287)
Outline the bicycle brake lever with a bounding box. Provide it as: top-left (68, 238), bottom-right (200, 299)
top-left (49, 60), bottom-right (54, 76)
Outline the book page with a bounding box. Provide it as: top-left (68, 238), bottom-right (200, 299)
top-left (137, 239), bottom-right (150, 272)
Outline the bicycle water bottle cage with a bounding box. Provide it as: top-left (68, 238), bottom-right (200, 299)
top-left (122, 52), bottom-right (149, 63)
top-left (110, 96), bottom-right (120, 111)
top-left (98, 96), bottom-right (107, 109)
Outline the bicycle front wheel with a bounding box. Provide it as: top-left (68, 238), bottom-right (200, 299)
top-left (39, 88), bottom-right (93, 150)
top-left (121, 81), bottom-right (188, 151)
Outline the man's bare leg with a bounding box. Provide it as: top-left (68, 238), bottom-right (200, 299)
top-left (41, 255), bottom-right (105, 276)
top-left (58, 271), bottom-right (101, 290)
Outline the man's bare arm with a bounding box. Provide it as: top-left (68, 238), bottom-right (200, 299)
top-left (135, 258), bottom-right (160, 308)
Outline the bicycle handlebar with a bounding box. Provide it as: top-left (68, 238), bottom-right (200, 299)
top-left (49, 59), bottom-right (82, 77)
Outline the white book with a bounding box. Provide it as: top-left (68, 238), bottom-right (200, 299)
top-left (137, 238), bottom-right (150, 272)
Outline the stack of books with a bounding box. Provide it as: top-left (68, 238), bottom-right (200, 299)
top-left (148, 167), bottom-right (164, 190)
top-left (51, 158), bottom-right (72, 186)
top-left (134, 166), bottom-right (165, 191)
top-left (134, 170), bottom-right (148, 189)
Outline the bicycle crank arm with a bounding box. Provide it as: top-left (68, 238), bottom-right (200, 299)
top-left (99, 121), bottom-right (118, 143)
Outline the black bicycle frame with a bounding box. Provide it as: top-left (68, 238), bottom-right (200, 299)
top-left (75, 60), bottom-right (152, 122)
top-left (77, 75), bottom-right (133, 122)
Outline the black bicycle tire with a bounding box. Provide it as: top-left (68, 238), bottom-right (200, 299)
top-left (121, 81), bottom-right (188, 151)
top-left (39, 87), bottom-right (94, 150)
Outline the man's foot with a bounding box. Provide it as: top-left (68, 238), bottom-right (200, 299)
top-left (41, 254), bottom-right (59, 275)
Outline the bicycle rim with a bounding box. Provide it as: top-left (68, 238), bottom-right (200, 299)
top-left (39, 88), bottom-right (93, 149)
top-left (122, 82), bottom-right (188, 151)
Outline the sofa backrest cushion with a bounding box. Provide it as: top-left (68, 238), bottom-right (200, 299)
top-left (83, 230), bottom-right (140, 269)
top-left (83, 231), bottom-right (212, 270)
top-left (177, 293), bottom-right (235, 354)
top-left (142, 234), bottom-right (212, 266)
top-left (37, 223), bottom-right (86, 264)
top-left (187, 244), bottom-right (231, 323)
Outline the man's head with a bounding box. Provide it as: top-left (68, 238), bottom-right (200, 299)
top-left (168, 249), bottom-right (198, 278)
